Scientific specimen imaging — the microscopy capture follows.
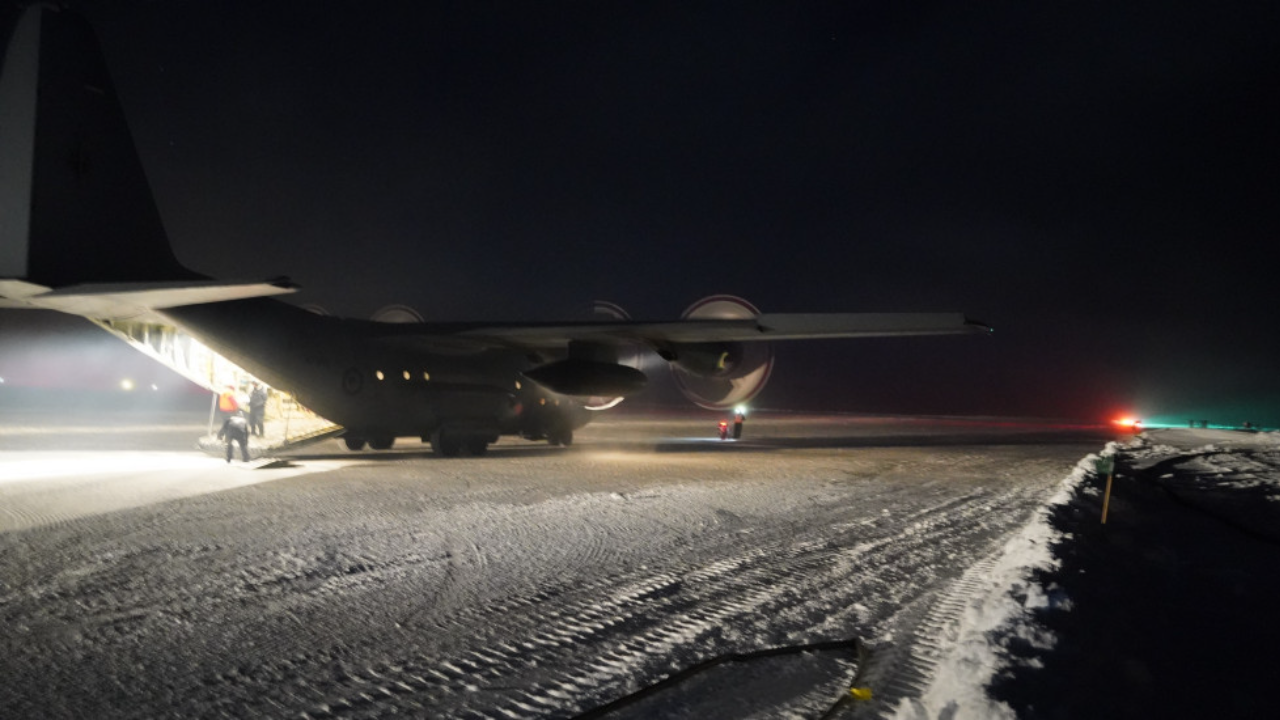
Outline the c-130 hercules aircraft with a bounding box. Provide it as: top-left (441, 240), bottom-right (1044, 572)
top-left (0, 7), bottom-right (990, 456)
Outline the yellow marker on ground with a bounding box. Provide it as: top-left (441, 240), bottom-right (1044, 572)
top-left (850, 687), bottom-right (873, 701)
top-left (1096, 456), bottom-right (1116, 524)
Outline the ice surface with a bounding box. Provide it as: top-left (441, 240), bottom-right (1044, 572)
top-left (0, 411), bottom-right (1128, 717)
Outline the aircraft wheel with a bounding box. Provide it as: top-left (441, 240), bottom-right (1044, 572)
top-left (464, 438), bottom-right (489, 456)
top-left (431, 430), bottom-right (461, 458)
top-left (343, 435), bottom-right (366, 451)
top-left (548, 427), bottom-right (573, 447)
top-left (369, 436), bottom-right (395, 450)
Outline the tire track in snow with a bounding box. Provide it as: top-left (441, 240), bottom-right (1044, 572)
top-left (1, 442), bottom-right (1091, 719)
top-left (196, 484), bottom-right (1049, 718)
top-left (852, 553), bottom-right (1004, 717)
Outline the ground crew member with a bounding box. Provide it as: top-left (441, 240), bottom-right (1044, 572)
top-left (217, 385), bottom-right (239, 424)
top-left (733, 410), bottom-right (745, 439)
top-left (248, 382), bottom-right (268, 437)
top-left (218, 410), bottom-right (251, 463)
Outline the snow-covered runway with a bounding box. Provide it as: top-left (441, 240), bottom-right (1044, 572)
top-left (0, 412), bottom-right (1107, 718)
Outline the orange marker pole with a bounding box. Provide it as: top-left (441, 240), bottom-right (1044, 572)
top-left (1101, 469), bottom-right (1114, 524)
top-left (1095, 456), bottom-right (1116, 524)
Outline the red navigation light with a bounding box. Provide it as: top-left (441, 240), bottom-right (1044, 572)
top-left (1113, 417), bottom-right (1142, 429)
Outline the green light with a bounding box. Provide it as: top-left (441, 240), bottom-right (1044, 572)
top-left (1137, 415), bottom-right (1274, 433)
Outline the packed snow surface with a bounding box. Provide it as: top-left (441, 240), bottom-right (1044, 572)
top-left (0, 410), bottom-right (1111, 718)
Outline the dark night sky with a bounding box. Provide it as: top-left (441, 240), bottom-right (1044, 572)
top-left (3, 0), bottom-right (1279, 423)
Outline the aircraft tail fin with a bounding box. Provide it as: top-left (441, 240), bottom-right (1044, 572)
top-left (0, 6), bottom-right (200, 289)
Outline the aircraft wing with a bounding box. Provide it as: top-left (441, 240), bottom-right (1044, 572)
top-left (372, 313), bottom-right (990, 351)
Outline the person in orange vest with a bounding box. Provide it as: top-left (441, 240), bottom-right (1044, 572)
top-left (217, 385), bottom-right (240, 425)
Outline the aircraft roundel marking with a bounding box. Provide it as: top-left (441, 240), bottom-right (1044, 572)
top-left (342, 367), bottom-right (364, 394)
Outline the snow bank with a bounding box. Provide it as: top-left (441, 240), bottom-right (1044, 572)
top-left (891, 446), bottom-right (1117, 719)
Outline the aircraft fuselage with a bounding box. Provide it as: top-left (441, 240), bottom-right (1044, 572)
top-left (163, 299), bottom-right (590, 450)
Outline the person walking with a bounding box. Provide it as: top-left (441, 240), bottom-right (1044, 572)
top-left (218, 410), bottom-right (251, 463)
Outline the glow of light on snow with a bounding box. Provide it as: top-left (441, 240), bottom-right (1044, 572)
top-left (0, 452), bottom-right (214, 482)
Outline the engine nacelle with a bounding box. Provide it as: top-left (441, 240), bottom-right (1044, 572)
top-left (669, 295), bottom-right (774, 410)
top-left (582, 301), bottom-right (645, 410)
top-left (524, 359), bottom-right (647, 398)
top-left (669, 342), bottom-right (756, 378)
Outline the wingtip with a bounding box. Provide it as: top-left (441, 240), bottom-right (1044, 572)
top-left (965, 318), bottom-right (994, 334)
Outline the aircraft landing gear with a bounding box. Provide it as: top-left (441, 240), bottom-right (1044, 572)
top-left (431, 429), bottom-right (460, 458)
top-left (547, 427), bottom-right (573, 447)
top-left (343, 434), bottom-right (394, 451)
top-left (431, 429), bottom-right (491, 458)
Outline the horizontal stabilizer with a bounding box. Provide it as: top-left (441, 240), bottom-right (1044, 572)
top-left (0, 278), bottom-right (297, 320)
